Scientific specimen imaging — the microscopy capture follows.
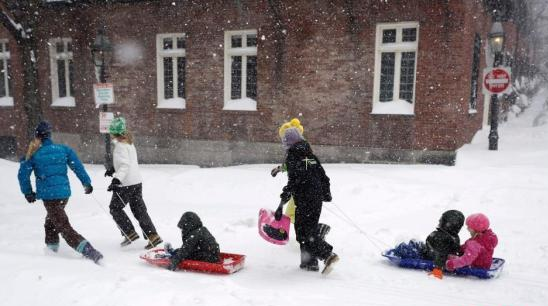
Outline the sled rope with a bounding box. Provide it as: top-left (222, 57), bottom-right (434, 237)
top-left (324, 203), bottom-right (389, 252)
top-left (90, 193), bottom-right (133, 242)
top-left (114, 191), bottom-right (151, 241)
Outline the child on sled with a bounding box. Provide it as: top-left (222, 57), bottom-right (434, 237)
top-left (167, 212), bottom-right (220, 271)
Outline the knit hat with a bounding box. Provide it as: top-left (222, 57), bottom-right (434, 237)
top-left (278, 118), bottom-right (304, 139)
top-left (34, 121), bottom-right (52, 139)
top-left (466, 213), bottom-right (490, 232)
top-left (438, 210), bottom-right (465, 235)
top-left (109, 117), bottom-right (126, 135)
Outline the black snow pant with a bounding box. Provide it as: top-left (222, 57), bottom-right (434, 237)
top-left (109, 183), bottom-right (158, 238)
top-left (43, 199), bottom-right (86, 249)
top-left (294, 197), bottom-right (333, 262)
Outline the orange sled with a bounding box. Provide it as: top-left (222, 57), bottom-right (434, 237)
top-left (140, 249), bottom-right (245, 274)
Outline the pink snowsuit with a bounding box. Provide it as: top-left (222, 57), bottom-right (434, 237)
top-left (446, 229), bottom-right (498, 270)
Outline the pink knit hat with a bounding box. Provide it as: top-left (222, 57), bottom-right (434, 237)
top-left (466, 213), bottom-right (490, 232)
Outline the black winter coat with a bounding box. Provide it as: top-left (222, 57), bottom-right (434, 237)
top-left (424, 210), bottom-right (465, 268)
top-left (170, 212), bottom-right (220, 267)
top-left (280, 141), bottom-right (331, 205)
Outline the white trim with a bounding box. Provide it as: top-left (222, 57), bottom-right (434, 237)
top-left (49, 38), bottom-right (74, 107)
top-left (156, 33), bottom-right (186, 109)
top-left (372, 22), bottom-right (419, 115)
top-left (0, 40), bottom-right (12, 106)
top-left (223, 29), bottom-right (257, 111)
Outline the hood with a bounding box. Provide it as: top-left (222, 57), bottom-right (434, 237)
top-left (475, 229), bottom-right (498, 251)
top-left (438, 210), bottom-right (465, 236)
top-left (287, 139), bottom-right (313, 157)
top-left (177, 212), bottom-right (203, 238)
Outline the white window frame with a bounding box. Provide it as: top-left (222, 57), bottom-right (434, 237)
top-left (372, 22), bottom-right (419, 115)
top-left (156, 33), bottom-right (186, 109)
top-left (223, 29), bottom-right (257, 111)
top-left (0, 40), bottom-right (13, 106)
top-left (49, 38), bottom-right (75, 107)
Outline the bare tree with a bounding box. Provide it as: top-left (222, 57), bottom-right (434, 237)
top-left (0, 0), bottom-right (41, 141)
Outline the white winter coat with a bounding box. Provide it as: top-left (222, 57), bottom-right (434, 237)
top-left (112, 140), bottom-right (142, 187)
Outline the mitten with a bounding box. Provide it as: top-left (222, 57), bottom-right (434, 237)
top-left (104, 167), bottom-right (115, 177)
top-left (271, 166), bottom-right (282, 177)
top-left (84, 185), bottom-right (93, 194)
top-left (25, 192), bottom-right (36, 203)
top-left (107, 178), bottom-right (121, 192)
top-left (274, 202), bottom-right (284, 221)
top-left (445, 260), bottom-right (456, 271)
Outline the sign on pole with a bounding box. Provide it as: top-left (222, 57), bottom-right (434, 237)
top-left (99, 112), bottom-right (114, 134)
top-left (94, 83), bottom-right (115, 106)
top-left (483, 67), bottom-right (511, 94)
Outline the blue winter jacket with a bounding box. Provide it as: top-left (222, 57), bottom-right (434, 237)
top-left (18, 138), bottom-right (91, 200)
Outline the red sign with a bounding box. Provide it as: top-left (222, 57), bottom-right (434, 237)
top-left (483, 67), bottom-right (511, 94)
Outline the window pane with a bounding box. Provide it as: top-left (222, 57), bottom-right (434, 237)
top-left (7, 59), bottom-right (11, 97)
top-left (246, 34), bottom-right (257, 47)
top-left (399, 52), bottom-right (416, 102)
top-left (0, 60), bottom-right (5, 97)
top-left (382, 29), bottom-right (396, 43)
top-left (67, 41), bottom-right (73, 52)
top-left (470, 34), bottom-right (481, 110)
top-left (231, 35), bottom-right (242, 48)
top-left (163, 57), bottom-right (173, 99)
top-left (246, 56), bottom-right (257, 100)
top-left (56, 42), bottom-right (64, 53)
top-left (177, 57), bottom-right (185, 99)
top-left (163, 38), bottom-right (173, 50)
top-left (176, 37), bottom-right (185, 49)
top-left (68, 59), bottom-right (74, 97)
top-left (231, 56), bottom-right (242, 99)
top-left (57, 59), bottom-right (66, 98)
top-left (379, 52), bottom-right (395, 102)
top-left (402, 28), bottom-right (417, 42)
top-left (1, 42), bottom-right (5, 52)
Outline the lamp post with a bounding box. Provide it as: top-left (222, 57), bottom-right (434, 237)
top-left (487, 21), bottom-right (504, 151)
top-left (91, 26), bottom-right (114, 168)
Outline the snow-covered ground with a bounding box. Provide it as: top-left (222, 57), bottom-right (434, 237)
top-left (1, 90), bottom-right (548, 306)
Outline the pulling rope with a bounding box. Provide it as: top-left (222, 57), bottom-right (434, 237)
top-left (90, 193), bottom-right (133, 242)
top-left (323, 202), bottom-right (390, 253)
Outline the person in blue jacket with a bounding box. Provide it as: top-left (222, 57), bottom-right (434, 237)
top-left (17, 121), bottom-right (103, 263)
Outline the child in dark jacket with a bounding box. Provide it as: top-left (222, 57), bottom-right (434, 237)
top-left (393, 209), bottom-right (464, 279)
top-left (167, 212), bottom-right (220, 271)
top-left (446, 213), bottom-right (498, 271)
top-left (274, 120), bottom-right (337, 274)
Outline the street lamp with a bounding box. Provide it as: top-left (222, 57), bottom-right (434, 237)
top-left (91, 26), bottom-right (114, 168)
top-left (487, 21), bottom-right (504, 151)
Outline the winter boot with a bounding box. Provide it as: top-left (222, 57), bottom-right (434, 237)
top-left (144, 234), bottom-right (163, 250)
top-left (78, 241), bottom-right (103, 264)
top-left (321, 253), bottom-right (339, 275)
top-left (46, 243), bottom-right (59, 253)
top-left (318, 223), bottom-right (331, 240)
top-left (299, 246), bottom-right (319, 272)
top-left (120, 232), bottom-right (139, 247)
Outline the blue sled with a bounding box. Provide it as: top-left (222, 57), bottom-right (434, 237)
top-left (382, 249), bottom-right (505, 279)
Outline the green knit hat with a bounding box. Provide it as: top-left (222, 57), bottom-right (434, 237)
top-left (109, 117), bottom-right (126, 135)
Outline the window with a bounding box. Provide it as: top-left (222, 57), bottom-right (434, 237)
top-left (0, 40), bottom-right (12, 106)
top-left (49, 38), bottom-right (75, 107)
top-left (156, 34), bottom-right (186, 109)
top-left (469, 34), bottom-right (482, 113)
top-left (224, 30), bottom-right (257, 111)
top-left (372, 22), bottom-right (419, 115)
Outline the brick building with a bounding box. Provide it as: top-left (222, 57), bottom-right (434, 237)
top-left (0, 0), bottom-right (521, 166)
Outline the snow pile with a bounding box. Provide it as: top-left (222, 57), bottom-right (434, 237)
top-left (0, 91), bottom-right (547, 306)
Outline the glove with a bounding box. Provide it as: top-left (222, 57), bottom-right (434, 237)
top-left (271, 166), bottom-right (282, 177)
top-left (84, 185), bottom-right (93, 194)
top-left (164, 242), bottom-right (174, 255)
top-left (107, 178), bottom-right (121, 192)
top-left (274, 202), bottom-right (284, 221)
top-left (428, 267), bottom-right (443, 279)
top-left (167, 259), bottom-right (179, 271)
top-left (25, 192), bottom-right (36, 203)
top-left (104, 167), bottom-right (115, 177)
top-left (323, 191), bottom-right (332, 202)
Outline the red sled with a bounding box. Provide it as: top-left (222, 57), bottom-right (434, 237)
top-left (140, 249), bottom-right (245, 274)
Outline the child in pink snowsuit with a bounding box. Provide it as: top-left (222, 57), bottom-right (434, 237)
top-left (446, 213), bottom-right (498, 270)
